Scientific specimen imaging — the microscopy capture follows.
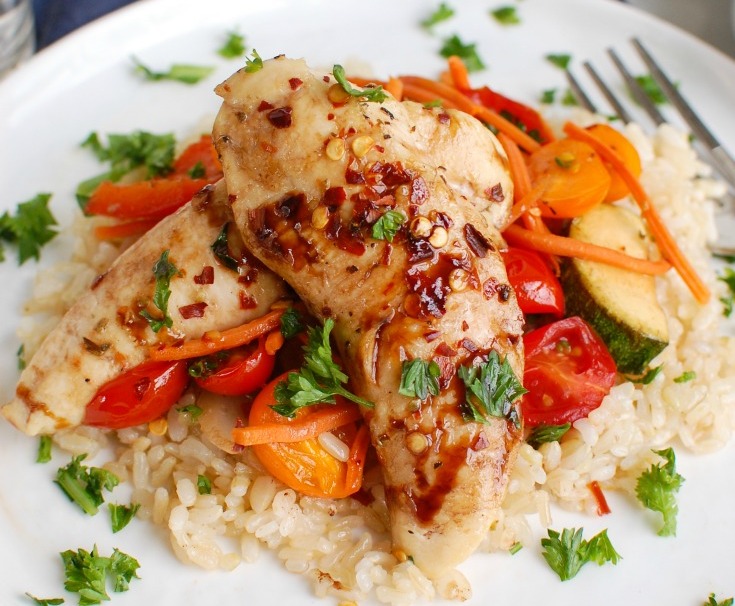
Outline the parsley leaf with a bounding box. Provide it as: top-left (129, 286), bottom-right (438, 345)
top-left (561, 88), bottom-right (579, 106)
top-left (509, 542), bottom-right (523, 555)
top-left (210, 222), bottom-right (240, 271)
top-left (540, 88), bottom-right (557, 104)
top-left (706, 593), bottom-right (734, 606)
top-left (37, 435), bottom-right (53, 463)
top-left (61, 546), bottom-right (140, 604)
top-left (25, 596), bottom-right (65, 606)
top-left (541, 527), bottom-right (621, 581)
top-left (546, 53), bottom-right (572, 70)
top-left (635, 447), bottom-right (685, 536)
top-left (673, 370), bottom-right (696, 383)
top-left (187, 161), bottom-right (206, 179)
top-left (280, 307), bottom-right (304, 339)
top-left (17, 344), bottom-right (26, 370)
top-left (457, 351), bottom-right (526, 426)
top-left (634, 365), bottom-right (663, 385)
top-left (139, 250), bottom-right (179, 333)
top-left (132, 57), bottom-right (214, 84)
top-left (399, 359), bottom-right (441, 401)
top-left (176, 403), bottom-right (203, 420)
top-left (421, 2), bottom-right (455, 28)
top-left (490, 6), bottom-right (520, 25)
top-left (372, 210), bottom-right (406, 242)
top-left (440, 35), bottom-right (485, 72)
top-left (634, 74), bottom-right (668, 105)
top-left (218, 30), bottom-right (246, 59)
top-left (273, 318), bottom-right (374, 417)
top-left (0, 193), bottom-right (58, 264)
top-left (333, 64), bottom-right (387, 103)
top-left (527, 423), bottom-right (571, 449)
top-left (55, 455), bottom-right (119, 516)
top-left (109, 503), bottom-right (140, 533)
top-left (197, 475), bottom-right (212, 495)
top-left (108, 549), bottom-right (140, 593)
top-left (244, 49), bottom-right (263, 73)
top-left (718, 267), bottom-right (735, 317)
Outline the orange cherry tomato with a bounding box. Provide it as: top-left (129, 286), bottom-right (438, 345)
top-left (527, 138), bottom-right (611, 218)
top-left (193, 338), bottom-right (275, 396)
top-left (84, 360), bottom-right (188, 429)
top-left (586, 124), bottom-right (642, 202)
top-left (248, 373), bottom-right (369, 499)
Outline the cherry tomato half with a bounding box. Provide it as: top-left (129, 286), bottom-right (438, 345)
top-left (193, 338), bottom-right (275, 396)
top-left (502, 247), bottom-right (565, 316)
top-left (248, 373), bottom-right (368, 499)
top-left (521, 316), bottom-right (617, 427)
top-left (84, 360), bottom-right (188, 429)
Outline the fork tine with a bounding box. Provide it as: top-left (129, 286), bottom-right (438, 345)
top-left (581, 61), bottom-right (632, 124)
top-left (564, 69), bottom-right (598, 114)
top-left (606, 48), bottom-right (666, 126)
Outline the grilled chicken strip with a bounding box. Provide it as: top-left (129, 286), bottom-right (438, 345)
top-left (213, 57), bottom-right (524, 578)
top-left (3, 180), bottom-right (287, 435)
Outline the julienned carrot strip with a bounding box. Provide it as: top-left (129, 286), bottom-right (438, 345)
top-left (265, 330), bottom-right (285, 356)
top-left (588, 481), bottom-right (611, 516)
top-left (400, 82), bottom-right (449, 107)
top-left (507, 183), bottom-right (547, 225)
top-left (232, 403), bottom-right (361, 447)
top-left (497, 132), bottom-right (531, 198)
top-left (504, 224), bottom-right (671, 276)
top-left (563, 122), bottom-right (710, 303)
top-left (399, 76), bottom-right (542, 153)
top-left (344, 423), bottom-right (370, 493)
top-left (149, 309), bottom-right (284, 361)
top-left (94, 218), bottom-right (158, 240)
top-left (447, 55), bottom-right (471, 90)
top-left (346, 76), bottom-right (387, 88)
top-left (385, 77), bottom-right (404, 101)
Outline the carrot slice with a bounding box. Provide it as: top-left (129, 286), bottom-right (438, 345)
top-left (344, 423), bottom-right (370, 493)
top-left (447, 55), bottom-right (471, 90)
top-left (585, 124), bottom-right (641, 202)
top-left (507, 183), bottom-right (547, 225)
top-left (563, 122), bottom-right (710, 303)
top-left (94, 218), bottom-right (159, 240)
top-left (149, 309), bottom-right (284, 361)
top-left (265, 330), bottom-right (285, 356)
top-left (385, 77), bottom-right (404, 101)
top-left (503, 224), bottom-right (671, 276)
top-left (232, 403), bottom-right (361, 446)
top-left (171, 134), bottom-right (223, 181)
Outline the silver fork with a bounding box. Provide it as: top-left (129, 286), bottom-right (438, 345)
top-left (565, 37), bottom-right (735, 255)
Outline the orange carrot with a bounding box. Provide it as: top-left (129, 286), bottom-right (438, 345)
top-left (171, 134), bottom-right (223, 181)
top-left (94, 218), bottom-right (159, 240)
top-left (265, 330), bottom-right (285, 356)
top-left (588, 481), bottom-right (611, 516)
top-left (503, 224), bottom-right (672, 275)
top-left (149, 309), bottom-right (284, 361)
top-left (232, 403), bottom-right (361, 447)
top-left (497, 132), bottom-right (531, 197)
top-left (344, 423), bottom-right (370, 493)
top-left (447, 55), bottom-right (471, 90)
top-left (385, 77), bottom-right (404, 101)
top-left (563, 122), bottom-right (710, 303)
top-left (507, 183), bottom-right (547, 225)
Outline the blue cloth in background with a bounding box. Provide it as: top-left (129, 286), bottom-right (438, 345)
top-left (32, 0), bottom-right (137, 49)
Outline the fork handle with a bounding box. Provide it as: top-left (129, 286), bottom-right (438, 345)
top-left (711, 146), bottom-right (735, 192)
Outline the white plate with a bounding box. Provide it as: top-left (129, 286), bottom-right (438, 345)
top-left (1, 0), bottom-right (734, 603)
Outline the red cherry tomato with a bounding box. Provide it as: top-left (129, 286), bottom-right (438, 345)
top-left (84, 360), bottom-right (188, 429)
top-left (502, 247), bottom-right (565, 316)
top-left (193, 338), bottom-right (275, 396)
top-left (521, 316), bottom-right (617, 427)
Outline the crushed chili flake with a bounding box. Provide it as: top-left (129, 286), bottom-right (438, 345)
top-left (437, 112), bottom-right (450, 124)
top-left (289, 77), bottom-right (303, 90)
top-left (464, 223), bottom-right (493, 258)
top-left (434, 342), bottom-right (457, 357)
top-left (179, 302), bottom-right (208, 319)
top-left (267, 106), bottom-right (293, 128)
top-left (459, 338), bottom-right (478, 352)
top-left (260, 141), bottom-right (278, 153)
top-left (239, 292), bottom-right (257, 310)
top-left (410, 177), bottom-right (429, 205)
top-left (323, 186), bottom-right (347, 206)
top-left (257, 100), bottom-right (274, 112)
top-left (485, 183), bottom-right (505, 203)
top-left (424, 330), bottom-right (441, 342)
top-left (194, 266), bottom-right (215, 285)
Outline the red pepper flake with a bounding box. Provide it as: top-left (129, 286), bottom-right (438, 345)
top-left (323, 75), bottom-right (330, 83)
top-left (260, 141), bottom-right (278, 153)
top-left (289, 77), bottom-right (303, 90)
top-left (485, 183), bottom-right (505, 203)
top-left (323, 186), bottom-right (347, 206)
top-left (179, 302), bottom-right (208, 319)
top-left (424, 330), bottom-right (441, 342)
top-left (193, 266), bottom-right (214, 285)
top-left (437, 112), bottom-right (450, 124)
top-left (239, 291), bottom-right (257, 310)
top-left (90, 273), bottom-right (106, 290)
top-left (257, 100), bottom-right (274, 112)
top-left (410, 176), bottom-right (429, 205)
top-left (327, 112), bottom-right (335, 120)
top-left (482, 277), bottom-right (499, 300)
top-left (345, 168), bottom-right (365, 184)
top-left (134, 377), bottom-right (151, 400)
top-left (461, 320), bottom-right (469, 331)
top-left (375, 145), bottom-right (385, 153)
top-left (471, 432), bottom-right (490, 451)
top-left (267, 106), bottom-right (292, 128)
top-left (459, 338), bottom-right (478, 352)
top-left (435, 342), bottom-right (457, 357)
top-left (433, 355), bottom-right (456, 389)
top-left (588, 481), bottom-right (611, 515)
top-left (464, 223), bottom-right (493, 258)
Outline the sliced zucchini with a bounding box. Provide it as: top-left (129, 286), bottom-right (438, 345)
top-left (560, 204), bottom-right (669, 374)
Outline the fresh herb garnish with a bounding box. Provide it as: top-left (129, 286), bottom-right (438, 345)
top-left (218, 30), bottom-right (246, 58)
top-left (280, 307), bottom-right (304, 339)
top-left (554, 153), bottom-right (576, 169)
top-left (541, 527), bottom-right (621, 581)
top-left (527, 423), bottom-right (571, 449)
top-left (187, 352), bottom-right (227, 379)
top-left (399, 359), bottom-right (441, 401)
top-left (17, 343), bottom-right (26, 370)
top-left (109, 503), bottom-right (140, 533)
top-left (561, 88), bottom-right (579, 106)
top-left (490, 6), bottom-right (520, 25)
top-left (55, 455), bottom-right (119, 516)
top-left (272, 318), bottom-right (374, 417)
top-left (37, 435), bottom-right (53, 463)
top-left (372, 210), bottom-right (406, 242)
top-left (0, 193), bottom-right (58, 264)
top-left (333, 64), bottom-right (387, 102)
top-left (197, 475), bottom-right (212, 495)
top-left (635, 447), bottom-right (685, 536)
top-left (139, 250), bottom-right (178, 333)
top-left (176, 403), bottom-right (204, 420)
top-left (132, 57), bottom-right (214, 84)
top-left (439, 35), bottom-right (485, 72)
top-left (540, 88), bottom-right (557, 104)
top-left (210, 223), bottom-right (240, 271)
top-left (421, 2), bottom-right (455, 28)
top-left (509, 542), bottom-right (523, 555)
top-left (25, 594), bottom-right (65, 605)
top-left (244, 49), bottom-right (263, 73)
top-left (187, 161), bottom-right (206, 179)
top-left (634, 365), bottom-right (663, 385)
top-left (423, 99), bottom-right (444, 109)
top-left (457, 351), bottom-right (526, 426)
top-left (673, 370), bottom-right (696, 383)
top-left (706, 593), bottom-right (734, 606)
top-left (546, 53), bottom-right (572, 70)
top-left (61, 546), bottom-right (140, 604)
top-left (719, 267), bottom-right (735, 317)
top-left (634, 74), bottom-right (668, 105)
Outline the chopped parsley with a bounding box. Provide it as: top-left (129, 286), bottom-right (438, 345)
top-left (718, 267), bottom-right (735, 317)
top-left (139, 250), bottom-right (179, 333)
top-left (210, 222), bottom-right (240, 271)
top-left (490, 6), bottom-right (520, 25)
top-left (61, 546), bottom-right (140, 604)
top-left (423, 99), bottom-right (444, 108)
top-left (187, 161), bottom-right (206, 179)
top-left (176, 403), bottom-right (204, 420)
top-left (634, 365), bottom-right (663, 385)
top-left (218, 30), bottom-right (246, 59)
top-left (0, 193), bottom-right (58, 264)
top-left (272, 318), bottom-right (374, 417)
top-left (440, 35), bottom-right (485, 73)
top-left (55, 455), bottom-right (119, 516)
top-left (280, 307), bottom-right (304, 339)
top-left (634, 73), bottom-right (668, 105)
top-left (244, 49), bottom-right (263, 73)
top-left (17, 344), bottom-right (26, 370)
top-left (706, 594), bottom-right (734, 606)
top-left (132, 57), bottom-right (214, 84)
top-left (540, 88), bottom-right (557, 104)
top-left (527, 423), bottom-right (571, 449)
top-left (421, 2), bottom-right (455, 28)
top-left (399, 359), bottom-right (441, 401)
top-left (541, 527), bottom-right (621, 581)
top-left (673, 370), bottom-right (696, 383)
top-left (372, 210), bottom-right (406, 242)
top-left (25, 595), bottom-right (64, 606)
top-left (37, 435), bottom-right (53, 463)
top-left (457, 351), bottom-right (526, 427)
top-left (509, 542), bottom-right (523, 555)
top-left (109, 503), bottom-right (140, 533)
top-left (561, 88), bottom-right (579, 106)
top-left (333, 64), bottom-right (387, 102)
top-left (546, 53), bottom-right (572, 70)
top-left (635, 447), bottom-right (685, 536)
top-left (197, 475), bottom-right (212, 494)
